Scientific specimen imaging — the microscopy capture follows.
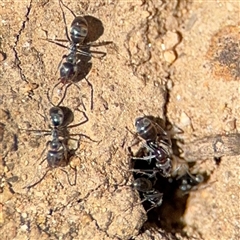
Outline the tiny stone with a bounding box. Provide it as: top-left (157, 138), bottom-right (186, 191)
top-left (165, 16), bottom-right (178, 30)
top-left (16, 208), bottom-right (21, 213)
top-left (21, 212), bottom-right (27, 218)
top-left (3, 186), bottom-right (14, 202)
top-left (22, 174), bottom-right (28, 181)
top-left (166, 79), bottom-right (173, 90)
top-left (224, 119), bottom-right (236, 131)
top-left (163, 50), bottom-right (177, 64)
top-left (20, 224), bottom-right (28, 231)
top-left (163, 31), bottom-right (180, 49)
top-left (6, 162), bottom-right (15, 171)
top-left (180, 111), bottom-right (191, 126)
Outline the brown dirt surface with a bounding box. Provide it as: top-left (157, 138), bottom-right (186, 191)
top-left (0, 0), bottom-right (239, 240)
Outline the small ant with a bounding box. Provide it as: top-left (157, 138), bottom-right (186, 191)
top-left (44, 0), bottom-right (108, 109)
top-left (132, 177), bottom-right (163, 212)
top-left (175, 172), bottom-right (204, 193)
top-left (130, 117), bottom-right (173, 177)
top-left (21, 89), bottom-right (93, 189)
top-left (130, 117), bottom-right (204, 191)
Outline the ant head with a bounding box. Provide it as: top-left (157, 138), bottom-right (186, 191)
top-left (132, 177), bottom-right (153, 192)
top-left (135, 117), bottom-right (157, 141)
top-left (49, 107), bottom-right (64, 127)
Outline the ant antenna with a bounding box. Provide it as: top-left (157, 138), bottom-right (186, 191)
top-left (59, 0), bottom-right (77, 18)
top-left (47, 84), bottom-right (69, 107)
top-left (58, 0), bottom-right (73, 42)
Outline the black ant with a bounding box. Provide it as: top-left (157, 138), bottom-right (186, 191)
top-left (44, 0), bottom-right (109, 109)
top-left (130, 117), bottom-right (173, 178)
top-left (130, 117), bottom-right (204, 191)
top-left (132, 177), bottom-right (163, 212)
top-left (21, 89), bottom-right (93, 189)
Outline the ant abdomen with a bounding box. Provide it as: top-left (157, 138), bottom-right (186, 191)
top-left (60, 62), bottom-right (76, 82)
top-left (47, 149), bottom-right (65, 168)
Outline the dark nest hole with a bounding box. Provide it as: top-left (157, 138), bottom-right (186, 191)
top-left (130, 116), bottom-right (210, 238)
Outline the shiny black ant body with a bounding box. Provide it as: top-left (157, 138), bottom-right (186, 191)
top-left (131, 117), bottom-right (173, 178)
top-left (132, 177), bottom-right (163, 212)
top-left (45, 0), bottom-right (107, 109)
top-left (130, 117), bottom-right (204, 191)
top-left (22, 90), bottom-right (91, 189)
top-left (176, 172), bottom-right (204, 193)
top-left (51, 0), bottom-right (90, 84)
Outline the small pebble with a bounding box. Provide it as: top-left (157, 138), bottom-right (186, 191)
top-left (166, 79), bottom-right (173, 90)
top-left (180, 111), bottom-right (191, 126)
top-left (163, 50), bottom-right (177, 64)
top-left (20, 224), bottom-right (28, 231)
top-left (2, 186), bottom-right (14, 201)
top-left (21, 212), bottom-right (28, 218)
top-left (162, 31), bottom-right (180, 49)
top-left (224, 119), bottom-right (236, 131)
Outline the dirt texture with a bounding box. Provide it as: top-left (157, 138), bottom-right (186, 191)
top-left (0, 0), bottom-right (239, 240)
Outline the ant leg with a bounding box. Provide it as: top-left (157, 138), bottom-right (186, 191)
top-left (88, 50), bottom-right (106, 59)
top-left (56, 54), bottom-right (68, 76)
top-left (23, 169), bottom-right (50, 189)
top-left (69, 82), bottom-right (86, 111)
top-left (123, 193), bottom-right (148, 213)
top-left (171, 156), bottom-right (190, 179)
top-left (84, 77), bottom-right (94, 110)
top-left (47, 82), bottom-right (72, 107)
top-left (68, 110), bottom-right (99, 142)
top-left (125, 126), bottom-right (144, 148)
top-left (146, 202), bottom-right (161, 213)
top-left (143, 191), bottom-right (163, 213)
top-left (84, 41), bottom-right (113, 48)
top-left (59, 167), bottom-right (77, 186)
top-left (131, 155), bottom-right (154, 166)
top-left (55, 83), bottom-right (72, 107)
top-left (79, 41), bottom-right (113, 58)
top-left (75, 48), bottom-right (92, 57)
top-left (68, 109), bottom-right (88, 128)
top-left (59, 0), bottom-right (76, 18)
top-left (19, 128), bottom-right (51, 135)
top-left (40, 38), bottom-right (69, 49)
top-left (47, 82), bottom-right (65, 107)
top-left (128, 169), bottom-right (158, 178)
top-left (131, 155), bottom-right (156, 161)
top-left (70, 133), bottom-right (99, 144)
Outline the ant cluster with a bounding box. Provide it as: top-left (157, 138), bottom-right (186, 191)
top-left (22, 0), bottom-right (103, 189)
top-left (129, 117), bottom-right (204, 212)
top-left (21, 0), bottom-right (203, 219)
top-left (44, 0), bottom-right (109, 109)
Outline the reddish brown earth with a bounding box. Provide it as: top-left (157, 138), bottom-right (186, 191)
top-left (0, 1), bottom-right (239, 239)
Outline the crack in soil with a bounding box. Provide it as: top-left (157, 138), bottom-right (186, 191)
top-left (12, 0), bottom-right (33, 83)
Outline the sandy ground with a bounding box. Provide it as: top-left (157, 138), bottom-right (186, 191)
top-left (0, 0), bottom-right (239, 239)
